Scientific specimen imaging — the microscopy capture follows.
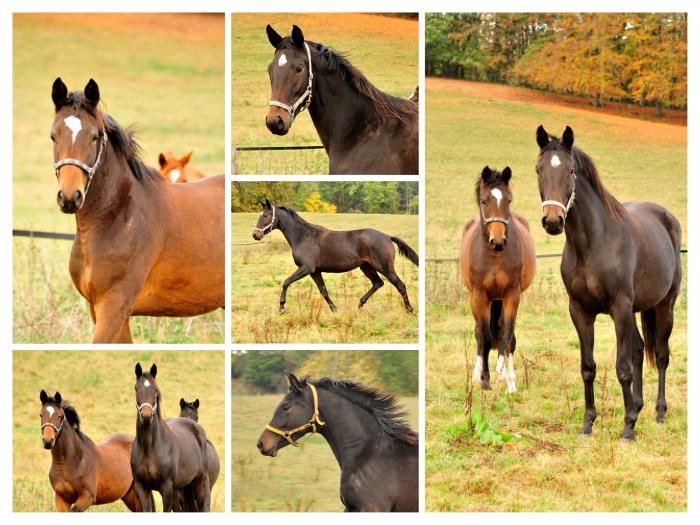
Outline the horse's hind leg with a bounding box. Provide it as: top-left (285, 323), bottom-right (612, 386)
top-left (380, 269), bottom-right (413, 313)
top-left (310, 272), bottom-right (337, 312)
top-left (652, 296), bottom-right (676, 423)
top-left (358, 263), bottom-right (384, 308)
top-left (193, 476), bottom-right (211, 512)
top-left (279, 266), bottom-right (311, 314)
top-left (500, 291), bottom-right (521, 394)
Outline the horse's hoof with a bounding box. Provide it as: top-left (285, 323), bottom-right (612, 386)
top-left (620, 430), bottom-right (636, 442)
top-left (481, 380), bottom-right (491, 390)
top-left (279, 306), bottom-right (286, 315)
top-left (405, 307), bottom-right (414, 314)
top-left (330, 305), bottom-right (337, 313)
top-left (358, 302), bottom-right (365, 309)
top-left (656, 414), bottom-right (666, 424)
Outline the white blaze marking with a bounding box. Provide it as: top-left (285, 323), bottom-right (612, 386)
top-left (496, 354), bottom-right (506, 378)
top-left (550, 154), bottom-right (561, 168)
top-left (506, 354), bottom-right (517, 394)
top-left (278, 53), bottom-right (288, 67)
top-left (144, 380), bottom-right (150, 387)
top-left (46, 406), bottom-right (55, 416)
top-left (491, 188), bottom-right (503, 207)
top-left (169, 169), bottom-right (181, 182)
top-left (64, 116), bottom-right (82, 145)
top-left (472, 355), bottom-right (483, 382)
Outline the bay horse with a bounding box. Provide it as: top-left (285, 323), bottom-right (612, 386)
top-left (460, 167), bottom-right (536, 393)
top-left (158, 150), bottom-right (207, 183)
top-left (257, 373), bottom-right (418, 512)
top-left (252, 199), bottom-right (418, 314)
top-left (131, 363), bottom-right (211, 511)
top-left (39, 390), bottom-right (147, 512)
top-left (265, 25), bottom-right (418, 175)
top-left (50, 78), bottom-right (224, 343)
top-left (536, 125), bottom-right (682, 439)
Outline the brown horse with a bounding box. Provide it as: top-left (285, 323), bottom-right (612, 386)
top-left (50, 78), bottom-right (224, 343)
top-left (39, 390), bottom-right (148, 512)
top-left (460, 167), bottom-right (536, 392)
top-left (158, 150), bottom-right (207, 183)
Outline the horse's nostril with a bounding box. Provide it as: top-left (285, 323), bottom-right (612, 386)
top-left (257, 440), bottom-right (263, 450)
top-left (276, 116), bottom-right (284, 130)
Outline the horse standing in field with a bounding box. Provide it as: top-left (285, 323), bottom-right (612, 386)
top-left (265, 25), bottom-right (418, 174)
top-left (257, 373), bottom-right (418, 512)
top-left (158, 150), bottom-right (207, 183)
top-left (131, 363), bottom-right (211, 511)
top-left (252, 199), bottom-right (418, 314)
top-left (535, 125), bottom-right (682, 439)
top-left (178, 398), bottom-right (221, 493)
top-left (39, 390), bottom-right (148, 512)
top-left (460, 167), bottom-right (536, 393)
top-left (50, 78), bottom-right (224, 343)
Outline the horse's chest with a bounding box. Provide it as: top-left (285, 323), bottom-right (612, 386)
top-left (480, 268), bottom-right (513, 297)
top-left (50, 476), bottom-right (79, 502)
top-left (569, 268), bottom-right (609, 311)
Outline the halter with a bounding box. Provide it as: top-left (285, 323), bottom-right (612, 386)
top-left (54, 129), bottom-right (108, 209)
top-left (541, 172), bottom-right (576, 217)
top-left (253, 205), bottom-right (276, 235)
top-left (269, 42), bottom-right (314, 124)
top-left (265, 383), bottom-right (325, 447)
top-left (41, 416), bottom-right (65, 441)
top-left (480, 205), bottom-right (510, 226)
top-left (136, 394), bottom-right (158, 422)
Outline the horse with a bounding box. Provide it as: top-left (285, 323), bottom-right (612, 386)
top-left (39, 390), bottom-right (147, 512)
top-left (265, 25), bottom-right (418, 175)
top-left (252, 199), bottom-right (418, 314)
top-left (158, 150), bottom-right (206, 183)
top-left (131, 363), bottom-right (211, 511)
top-left (50, 78), bottom-right (224, 343)
top-left (535, 125), bottom-right (682, 440)
top-left (178, 398), bottom-right (221, 493)
top-left (257, 373), bottom-right (418, 512)
top-left (460, 167), bottom-right (536, 393)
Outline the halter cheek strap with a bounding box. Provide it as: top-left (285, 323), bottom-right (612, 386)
top-left (54, 130), bottom-right (108, 209)
top-left (541, 173), bottom-right (576, 217)
top-left (253, 205), bottom-right (276, 235)
top-left (41, 417), bottom-right (65, 440)
top-left (480, 206), bottom-right (510, 226)
top-left (269, 42), bottom-right (314, 125)
top-left (265, 383), bottom-right (325, 447)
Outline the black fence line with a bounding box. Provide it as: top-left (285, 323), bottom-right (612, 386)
top-left (427, 247), bottom-right (687, 264)
top-left (233, 145), bottom-right (324, 152)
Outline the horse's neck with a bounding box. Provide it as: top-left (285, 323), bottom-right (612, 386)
top-left (277, 211), bottom-right (312, 248)
top-left (51, 425), bottom-right (84, 466)
top-left (564, 174), bottom-right (619, 255)
top-left (136, 412), bottom-right (165, 452)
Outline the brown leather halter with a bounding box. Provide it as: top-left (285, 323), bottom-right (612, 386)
top-left (265, 383), bottom-right (325, 447)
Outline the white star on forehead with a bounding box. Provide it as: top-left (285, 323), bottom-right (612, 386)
top-left (64, 116), bottom-right (82, 145)
top-left (491, 188), bottom-right (503, 207)
top-left (46, 406), bottom-right (55, 415)
top-left (278, 53), bottom-right (288, 67)
top-left (550, 154), bottom-right (561, 168)
top-left (169, 169), bottom-right (180, 182)
top-left (144, 380), bottom-right (150, 387)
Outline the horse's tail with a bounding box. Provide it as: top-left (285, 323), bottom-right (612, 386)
top-left (391, 237), bottom-right (419, 266)
top-left (489, 300), bottom-right (503, 343)
top-left (641, 309), bottom-right (658, 369)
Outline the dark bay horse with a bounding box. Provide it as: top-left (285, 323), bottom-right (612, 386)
top-left (50, 78), bottom-right (224, 343)
top-left (460, 167), bottom-right (536, 392)
top-left (536, 125), bottom-right (682, 439)
top-left (131, 364), bottom-right (211, 511)
top-left (39, 390), bottom-right (146, 512)
top-left (252, 199), bottom-right (418, 313)
top-left (257, 373), bottom-right (418, 512)
top-left (178, 398), bottom-right (221, 493)
top-left (265, 25), bottom-right (418, 174)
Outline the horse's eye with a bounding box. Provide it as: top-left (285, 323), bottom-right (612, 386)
top-left (282, 403), bottom-right (290, 411)
top-left (91, 134), bottom-right (99, 142)
top-left (50, 133), bottom-right (56, 142)
top-left (296, 64), bottom-right (303, 73)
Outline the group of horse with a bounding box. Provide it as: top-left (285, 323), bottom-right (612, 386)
top-left (39, 363), bottom-right (219, 512)
top-left (462, 125), bottom-right (682, 440)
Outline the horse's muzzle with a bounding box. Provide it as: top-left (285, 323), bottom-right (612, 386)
top-left (490, 238), bottom-right (506, 251)
top-left (266, 113), bottom-right (289, 136)
top-left (252, 230), bottom-right (263, 241)
top-left (542, 215), bottom-right (564, 235)
top-left (257, 439), bottom-right (277, 457)
top-left (57, 189), bottom-right (83, 214)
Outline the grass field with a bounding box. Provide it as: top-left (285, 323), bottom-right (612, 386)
top-left (425, 78), bottom-right (687, 511)
top-left (232, 212), bottom-right (419, 343)
top-left (13, 14), bottom-right (225, 343)
top-left (231, 13), bottom-right (418, 174)
top-left (13, 350), bottom-right (225, 512)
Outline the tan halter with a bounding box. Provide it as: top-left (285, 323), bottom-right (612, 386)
top-left (265, 383), bottom-right (325, 447)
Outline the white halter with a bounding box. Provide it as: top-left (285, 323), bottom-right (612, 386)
top-left (254, 205), bottom-right (276, 235)
top-left (480, 205), bottom-right (510, 226)
top-left (542, 172), bottom-right (576, 217)
top-left (269, 42), bottom-right (314, 124)
top-left (54, 130), bottom-right (108, 210)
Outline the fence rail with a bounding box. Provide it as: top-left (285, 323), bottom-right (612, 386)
top-left (426, 247), bottom-right (687, 264)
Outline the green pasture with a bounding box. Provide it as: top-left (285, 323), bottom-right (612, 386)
top-left (13, 13), bottom-right (225, 343)
top-left (13, 350), bottom-right (225, 512)
top-left (232, 212), bottom-right (419, 343)
top-left (425, 78), bottom-right (687, 511)
top-left (231, 13), bottom-right (418, 174)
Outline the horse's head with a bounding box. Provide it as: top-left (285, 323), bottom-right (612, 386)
top-left (50, 77), bottom-right (107, 214)
top-left (39, 390), bottom-right (65, 449)
top-left (536, 125), bottom-right (577, 235)
top-left (134, 363), bottom-right (160, 424)
top-left (257, 373), bottom-right (321, 457)
top-left (158, 150), bottom-right (192, 183)
top-left (179, 397), bottom-right (200, 422)
top-left (252, 198), bottom-right (278, 240)
top-left (477, 166), bottom-right (513, 251)
top-left (265, 24), bottom-right (312, 135)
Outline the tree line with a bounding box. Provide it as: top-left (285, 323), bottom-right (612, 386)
top-left (232, 181), bottom-right (419, 214)
top-left (426, 13), bottom-right (687, 114)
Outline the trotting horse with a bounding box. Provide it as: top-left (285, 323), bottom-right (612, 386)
top-left (460, 167), bottom-right (536, 393)
top-left (50, 78), bottom-right (224, 343)
top-left (131, 363), bottom-right (211, 511)
top-left (265, 25), bottom-right (418, 174)
top-left (252, 199), bottom-right (418, 313)
top-left (158, 150), bottom-right (206, 183)
top-left (39, 390), bottom-right (147, 512)
top-left (257, 373), bottom-right (418, 512)
top-left (535, 125), bottom-right (682, 439)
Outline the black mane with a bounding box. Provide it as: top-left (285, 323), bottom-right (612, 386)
top-left (44, 393), bottom-right (84, 439)
top-left (278, 206), bottom-right (326, 231)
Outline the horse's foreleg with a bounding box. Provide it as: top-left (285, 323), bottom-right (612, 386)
top-left (160, 479), bottom-right (175, 512)
top-left (54, 492), bottom-right (71, 512)
top-left (279, 266), bottom-right (310, 314)
top-left (68, 492), bottom-right (95, 512)
top-left (500, 291), bottom-right (521, 394)
top-left (310, 272), bottom-right (337, 312)
top-left (470, 290), bottom-right (492, 390)
top-left (611, 299), bottom-right (642, 440)
top-left (92, 293), bottom-right (134, 343)
top-left (358, 264), bottom-right (384, 308)
top-left (569, 300), bottom-right (597, 434)
top-left (132, 479), bottom-right (153, 512)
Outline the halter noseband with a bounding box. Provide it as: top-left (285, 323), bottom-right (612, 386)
top-left (480, 205), bottom-right (510, 227)
top-left (136, 393), bottom-right (159, 422)
top-left (265, 383), bottom-right (325, 447)
top-left (253, 205), bottom-right (276, 235)
top-left (54, 129), bottom-right (108, 209)
top-left (269, 42), bottom-right (314, 124)
top-left (41, 415), bottom-right (65, 442)
top-left (541, 172), bottom-right (576, 217)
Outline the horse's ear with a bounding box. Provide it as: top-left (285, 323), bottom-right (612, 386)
top-left (84, 78), bottom-right (100, 107)
top-left (180, 151), bottom-right (193, 166)
top-left (562, 126), bottom-right (574, 150)
top-left (54, 392), bottom-right (62, 405)
top-left (194, 399), bottom-right (200, 409)
top-left (266, 24), bottom-right (283, 49)
top-left (291, 25), bottom-right (305, 48)
top-left (135, 362), bottom-right (143, 378)
top-left (502, 167), bottom-right (512, 184)
top-left (52, 77), bottom-right (68, 111)
top-left (180, 398), bottom-right (186, 409)
top-left (285, 373), bottom-right (303, 392)
top-left (149, 363), bottom-right (157, 378)
top-left (536, 125), bottom-right (549, 150)
top-left (40, 390), bottom-right (48, 404)
top-left (158, 153), bottom-right (167, 168)
top-left (265, 198), bottom-right (272, 209)
top-left (481, 166), bottom-right (492, 182)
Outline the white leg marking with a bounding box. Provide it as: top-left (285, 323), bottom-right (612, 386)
top-left (496, 354), bottom-right (506, 378)
top-left (550, 154), bottom-right (561, 168)
top-left (278, 53), bottom-right (287, 67)
top-left (472, 355), bottom-right (483, 383)
top-left (491, 188), bottom-right (503, 207)
top-left (169, 169), bottom-right (181, 182)
top-left (506, 354), bottom-right (517, 393)
top-left (64, 116), bottom-right (82, 145)
top-left (46, 406), bottom-right (55, 415)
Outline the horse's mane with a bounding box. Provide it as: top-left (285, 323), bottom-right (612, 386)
top-left (474, 169), bottom-right (509, 206)
top-left (44, 393), bottom-right (85, 439)
top-left (278, 206), bottom-right (327, 231)
top-left (314, 377), bottom-right (418, 446)
top-left (277, 38), bottom-right (417, 122)
top-left (542, 137), bottom-right (628, 222)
